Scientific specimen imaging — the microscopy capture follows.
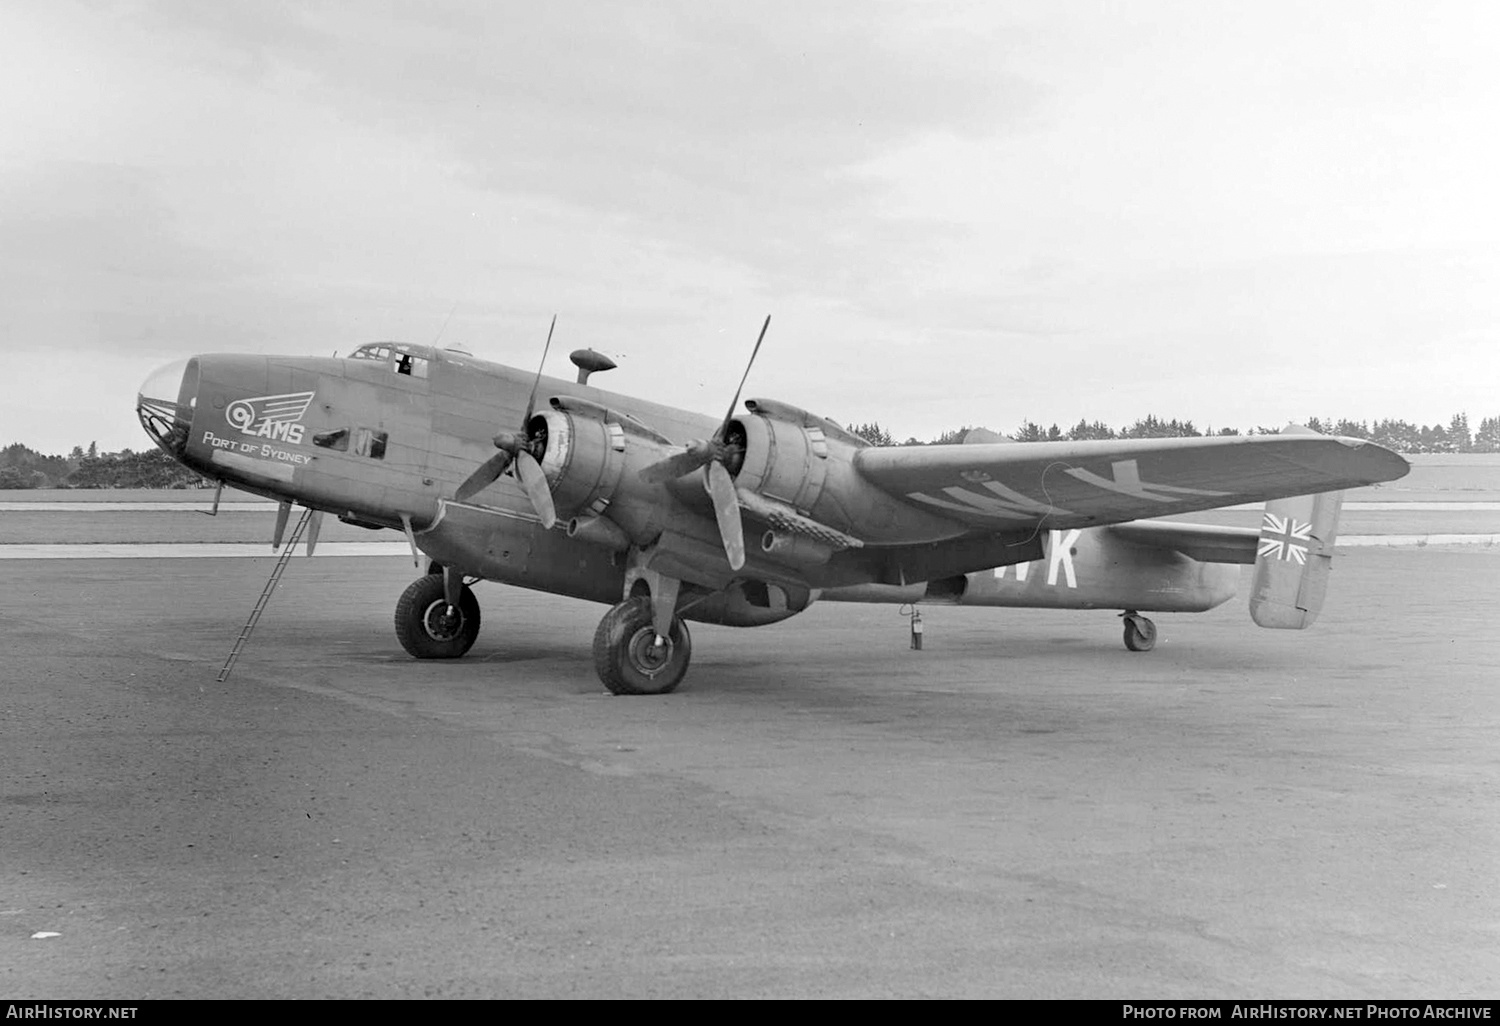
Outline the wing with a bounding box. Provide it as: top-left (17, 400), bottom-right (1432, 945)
top-left (854, 434), bottom-right (1407, 531)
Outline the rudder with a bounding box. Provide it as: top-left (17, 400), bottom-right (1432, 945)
top-left (1250, 425), bottom-right (1346, 629)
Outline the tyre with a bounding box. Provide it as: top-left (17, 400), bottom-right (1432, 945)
top-left (394, 574), bottom-right (481, 659)
top-left (592, 596), bottom-right (692, 695)
top-left (1123, 615), bottom-right (1157, 653)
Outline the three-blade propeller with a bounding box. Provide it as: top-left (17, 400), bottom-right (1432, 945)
top-left (638, 315), bottom-right (771, 571)
top-left (454, 317), bottom-right (559, 529)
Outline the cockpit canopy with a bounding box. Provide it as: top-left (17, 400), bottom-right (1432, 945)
top-left (347, 341), bottom-right (438, 379)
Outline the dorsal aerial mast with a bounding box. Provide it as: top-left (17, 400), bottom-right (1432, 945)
top-left (569, 349), bottom-right (616, 385)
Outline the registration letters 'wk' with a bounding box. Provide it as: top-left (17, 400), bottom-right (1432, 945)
top-left (993, 529), bottom-right (1082, 588)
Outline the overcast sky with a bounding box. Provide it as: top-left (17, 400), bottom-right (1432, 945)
top-left (4, 0), bottom-right (1498, 454)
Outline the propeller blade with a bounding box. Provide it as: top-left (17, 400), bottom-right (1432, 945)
top-left (304, 510), bottom-right (324, 557)
top-left (456, 315), bottom-right (559, 508)
top-left (515, 450), bottom-right (557, 529)
top-left (521, 314), bottom-right (557, 427)
top-left (717, 314), bottom-right (770, 440)
top-left (638, 317), bottom-right (769, 485)
top-left (638, 439), bottom-right (718, 485)
top-left (705, 461), bottom-right (745, 571)
top-left (455, 450), bottom-right (514, 502)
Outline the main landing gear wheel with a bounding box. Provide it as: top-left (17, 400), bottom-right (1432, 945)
top-left (395, 574), bottom-right (481, 659)
top-left (1121, 611), bottom-right (1157, 653)
top-left (593, 596), bottom-right (692, 696)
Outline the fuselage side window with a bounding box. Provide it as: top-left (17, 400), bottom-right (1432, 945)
top-left (353, 428), bottom-right (389, 460)
top-left (312, 428), bottom-right (349, 451)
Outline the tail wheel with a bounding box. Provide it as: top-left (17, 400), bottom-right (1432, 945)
top-left (395, 574), bottom-right (481, 659)
top-left (1122, 612), bottom-right (1157, 653)
top-left (593, 596), bottom-right (692, 695)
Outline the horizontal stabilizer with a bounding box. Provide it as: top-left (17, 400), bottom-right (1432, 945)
top-left (1104, 521), bottom-right (1258, 564)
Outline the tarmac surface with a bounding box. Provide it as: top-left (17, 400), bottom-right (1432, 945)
top-left (3, 547), bottom-right (1498, 998)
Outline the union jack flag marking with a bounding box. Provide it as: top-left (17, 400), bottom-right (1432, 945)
top-left (1258, 512), bottom-right (1312, 565)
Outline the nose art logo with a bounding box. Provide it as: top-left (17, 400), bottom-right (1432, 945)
top-left (225, 391), bottom-right (316, 444)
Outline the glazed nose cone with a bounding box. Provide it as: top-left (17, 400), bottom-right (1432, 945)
top-left (136, 357), bottom-right (198, 454)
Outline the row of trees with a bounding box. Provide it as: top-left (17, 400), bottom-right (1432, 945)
top-left (0, 443), bottom-right (209, 489)
top-left (3, 412), bottom-right (1498, 489)
top-left (848, 413), bottom-right (1500, 454)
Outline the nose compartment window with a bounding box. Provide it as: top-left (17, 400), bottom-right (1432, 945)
top-left (136, 357), bottom-right (199, 456)
top-left (354, 428), bottom-right (388, 459)
top-left (313, 428), bottom-right (349, 451)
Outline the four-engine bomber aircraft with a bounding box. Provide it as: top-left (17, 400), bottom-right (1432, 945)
top-left (136, 320), bottom-right (1409, 694)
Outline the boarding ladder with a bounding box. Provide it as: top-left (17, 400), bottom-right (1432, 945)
top-left (217, 507), bottom-right (314, 683)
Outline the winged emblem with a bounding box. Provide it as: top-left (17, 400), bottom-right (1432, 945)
top-left (225, 391), bottom-right (317, 441)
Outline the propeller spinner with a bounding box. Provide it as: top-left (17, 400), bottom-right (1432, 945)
top-left (454, 316), bottom-right (559, 529)
top-left (638, 315), bottom-right (771, 571)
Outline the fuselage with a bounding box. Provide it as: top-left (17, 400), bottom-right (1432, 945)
top-left (820, 526), bottom-right (1239, 613)
top-left (140, 343), bottom-right (741, 609)
top-left (137, 341), bottom-right (1241, 624)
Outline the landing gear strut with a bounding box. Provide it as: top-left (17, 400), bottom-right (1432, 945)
top-left (1120, 610), bottom-right (1157, 653)
top-left (593, 596), bottom-right (692, 695)
top-left (592, 549), bottom-right (694, 695)
top-left (395, 574), bottom-right (481, 659)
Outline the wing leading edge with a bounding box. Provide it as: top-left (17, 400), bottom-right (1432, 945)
top-left (854, 433), bottom-right (1407, 532)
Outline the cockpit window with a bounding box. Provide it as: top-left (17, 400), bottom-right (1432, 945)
top-left (350, 342), bottom-right (430, 379)
top-left (395, 353), bottom-right (429, 379)
top-left (349, 343), bottom-right (393, 363)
